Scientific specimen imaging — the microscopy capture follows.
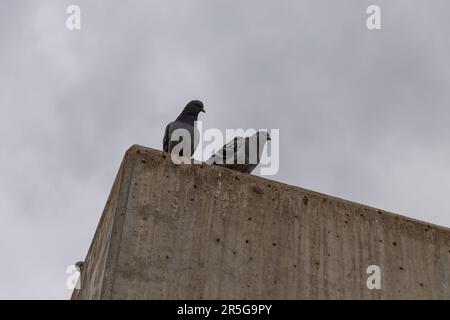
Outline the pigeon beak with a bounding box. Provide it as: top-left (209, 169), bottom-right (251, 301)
top-left (200, 108), bottom-right (206, 113)
top-left (268, 137), bottom-right (271, 141)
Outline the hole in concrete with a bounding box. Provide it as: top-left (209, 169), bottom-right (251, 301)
top-left (252, 186), bottom-right (264, 194)
top-left (419, 283), bottom-right (424, 287)
top-left (248, 217), bottom-right (252, 221)
top-left (272, 243), bottom-right (277, 247)
top-left (216, 238), bottom-right (220, 243)
top-left (378, 210), bottom-right (383, 215)
top-left (399, 266), bottom-right (404, 270)
top-left (166, 256), bottom-right (169, 259)
top-left (302, 196), bottom-right (309, 206)
top-left (393, 242), bottom-right (397, 246)
top-left (193, 185), bottom-right (197, 189)
top-left (245, 240), bottom-right (249, 244)
top-left (293, 265), bottom-right (297, 268)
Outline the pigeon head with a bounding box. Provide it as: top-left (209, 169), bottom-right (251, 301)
top-left (184, 100), bottom-right (205, 115)
top-left (75, 261), bottom-right (84, 272)
top-left (176, 100), bottom-right (205, 122)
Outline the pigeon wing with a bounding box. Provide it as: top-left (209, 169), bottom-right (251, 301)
top-left (163, 123), bottom-right (171, 152)
top-left (207, 137), bottom-right (244, 165)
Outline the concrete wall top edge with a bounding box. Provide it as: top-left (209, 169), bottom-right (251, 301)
top-left (125, 144), bottom-right (449, 233)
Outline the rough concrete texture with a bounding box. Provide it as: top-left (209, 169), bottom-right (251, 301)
top-left (72, 145), bottom-right (450, 299)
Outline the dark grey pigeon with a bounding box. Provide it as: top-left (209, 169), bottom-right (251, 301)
top-left (163, 100), bottom-right (205, 157)
top-left (206, 130), bottom-right (271, 174)
top-left (75, 261), bottom-right (84, 272)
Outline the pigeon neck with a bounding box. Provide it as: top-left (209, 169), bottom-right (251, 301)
top-left (176, 113), bottom-right (198, 123)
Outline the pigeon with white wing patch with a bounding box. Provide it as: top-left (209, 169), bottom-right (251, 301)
top-left (206, 130), bottom-right (271, 174)
top-left (163, 100), bottom-right (205, 157)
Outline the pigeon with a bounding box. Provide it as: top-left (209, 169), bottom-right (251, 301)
top-left (75, 261), bottom-right (84, 272)
top-left (163, 100), bottom-right (205, 157)
top-left (206, 130), bottom-right (271, 174)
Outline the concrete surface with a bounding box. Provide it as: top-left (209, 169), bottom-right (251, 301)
top-left (71, 145), bottom-right (450, 299)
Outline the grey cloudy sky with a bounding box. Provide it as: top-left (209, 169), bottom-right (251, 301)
top-left (1, 0), bottom-right (449, 299)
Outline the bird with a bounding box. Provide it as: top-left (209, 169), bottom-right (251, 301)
top-left (206, 130), bottom-right (271, 174)
top-left (163, 100), bottom-right (205, 157)
top-left (75, 261), bottom-right (84, 272)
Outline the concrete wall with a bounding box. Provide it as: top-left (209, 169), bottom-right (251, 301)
top-left (72, 145), bottom-right (450, 299)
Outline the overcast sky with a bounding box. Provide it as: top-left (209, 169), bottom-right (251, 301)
top-left (1, 0), bottom-right (449, 299)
